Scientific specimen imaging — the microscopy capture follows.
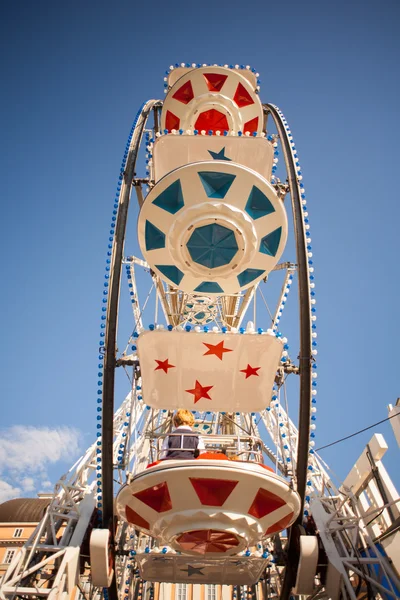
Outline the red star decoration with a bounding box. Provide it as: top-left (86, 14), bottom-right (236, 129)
top-left (154, 358), bottom-right (175, 374)
top-left (186, 380), bottom-right (213, 404)
top-left (203, 341), bottom-right (233, 361)
top-left (240, 364), bottom-right (261, 379)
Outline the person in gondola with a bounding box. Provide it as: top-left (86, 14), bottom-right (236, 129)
top-left (161, 409), bottom-right (205, 460)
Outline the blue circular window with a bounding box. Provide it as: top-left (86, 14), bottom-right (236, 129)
top-left (187, 224), bottom-right (238, 269)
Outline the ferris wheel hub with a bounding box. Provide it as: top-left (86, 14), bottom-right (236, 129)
top-left (182, 295), bottom-right (218, 325)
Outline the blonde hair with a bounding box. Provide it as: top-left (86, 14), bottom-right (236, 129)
top-left (173, 409), bottom-right (194, 428)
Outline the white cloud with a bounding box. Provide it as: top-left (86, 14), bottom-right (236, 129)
top-left (0, 480), bottom-right (21, 503)
top-left (20, 477), bottom-right (36, 492)
top-left (0, 426), bottom-right (81, 475)
top-left (0, 426), bottom-right (81, 502)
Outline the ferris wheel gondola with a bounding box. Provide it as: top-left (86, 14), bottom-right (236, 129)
top-left (161, 66), bottom-right (263, 135)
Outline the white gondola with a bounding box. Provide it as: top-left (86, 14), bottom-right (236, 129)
top-left (138, 160), bottom-right (288, 295)
top-left (116, 458), bottom-right (300, 553)
top-left (135, 329), bottom-right (284, 412)
top-left (161, 66), bottom-right (263, 135)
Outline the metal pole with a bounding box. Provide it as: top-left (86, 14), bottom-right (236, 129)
top-left (366, 444), bottom-right (396, 524)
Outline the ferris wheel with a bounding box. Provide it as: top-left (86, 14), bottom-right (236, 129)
top-left (96, 63), bottom-right (320, 597)
top-left (1, 63), bottom-right (399, 600)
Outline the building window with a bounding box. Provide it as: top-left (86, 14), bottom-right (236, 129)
top-left (4, 549), bottom-right (16, 564)
top-left (207, 585), bottom-right (216, 600)
top-left (177, 583), bottom-right (187, 600)
top-left (13, 528), bottom-right (24, 538)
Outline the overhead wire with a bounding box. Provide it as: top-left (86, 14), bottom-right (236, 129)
top-left (315, 413), bottom-right (398, 451)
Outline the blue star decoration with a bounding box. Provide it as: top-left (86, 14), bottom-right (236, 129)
top-left (181, 565), bottom-right (205, 576)
top-left (208, 147), bottom-right (232, 161)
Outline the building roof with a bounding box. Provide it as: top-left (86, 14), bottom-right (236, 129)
top-left (0, 498), bottom-right (51, 523)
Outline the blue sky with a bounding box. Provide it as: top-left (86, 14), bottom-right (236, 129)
top-left (0, 0), bottom-right (399, 501)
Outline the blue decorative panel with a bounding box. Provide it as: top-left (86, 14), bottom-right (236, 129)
top-left (152, 180), bottom-right (184, 214)
top-left (259, 227), bottom-right (282, 256)
top-left (145, 220), bottom-right (165, 251)
top-left (237, 268), bottom-right (265, 287)
top-left (208, 147), bottom-right (232, 161)
top-left (194, 281), bottom-right (224, 293)
top-left (198, 171), bottom-right (236, 199)
top-left (155, 265), bottom-right (184, 286)
top-left (245, 186), bottom-right (275, 220)
top-left (187, 224), bottom-right (238, 269)
top-left (194, 312), bottom-right (206, 320)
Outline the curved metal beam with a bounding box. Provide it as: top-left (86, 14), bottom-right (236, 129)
top-left (102, 99), bottom-right (161, 599)
top-left (265, 104), bottom-right (313, 599)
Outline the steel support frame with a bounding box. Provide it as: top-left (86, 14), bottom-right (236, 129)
top-left (310, 492), bottom-right (400, 600)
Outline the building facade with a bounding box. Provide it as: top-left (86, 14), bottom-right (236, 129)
top-left (0, 498), bottom-right (51, 579)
